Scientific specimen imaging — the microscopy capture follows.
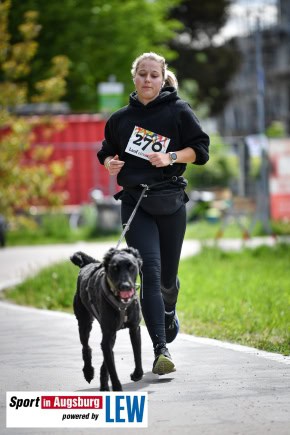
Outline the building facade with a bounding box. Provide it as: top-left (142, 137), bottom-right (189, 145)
top-left (218, 0), bottom-right (290, 137)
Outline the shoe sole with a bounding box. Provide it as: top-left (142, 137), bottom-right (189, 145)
top-left (152, 354), bottom-right (176, 375)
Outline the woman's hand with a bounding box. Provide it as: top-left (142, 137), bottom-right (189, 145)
top-left (147, 147), bottom-right (197, 166)
top-left (105, 155), bottom-right (125, 175)
top-left (146, 152), bottom-right (171, 167)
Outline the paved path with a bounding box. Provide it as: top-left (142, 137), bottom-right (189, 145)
top-left (1, 236), bottom-right (287, 290)
top-left (0, 240), bottom-right (202, 290)
top-left (0, 239), bottom-right (290, 434)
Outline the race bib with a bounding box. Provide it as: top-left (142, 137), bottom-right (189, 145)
top-left (125, 126), bottom-right (171, 161)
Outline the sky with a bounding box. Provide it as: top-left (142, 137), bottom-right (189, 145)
top-left (215, 0), bottom-right (278, 43)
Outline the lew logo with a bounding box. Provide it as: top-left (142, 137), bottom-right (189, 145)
top-left (105, 395), bottom-right (146, 423)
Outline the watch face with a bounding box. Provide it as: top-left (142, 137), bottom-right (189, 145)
top-left (171, 152), bottom-right (177, 161)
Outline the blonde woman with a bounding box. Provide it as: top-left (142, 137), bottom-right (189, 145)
top-left (98, 52), bottom-right (210, 376)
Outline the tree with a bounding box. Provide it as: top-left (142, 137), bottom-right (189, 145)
top-left (169, 0), bottom-right (241, 115)
top-left (9, 0), bottom-right (182, 111)
top-left (0, 0), bottom-right (70, 224)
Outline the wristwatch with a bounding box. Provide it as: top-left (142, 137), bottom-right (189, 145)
top-left (169, 152), bottom-right (178, 165)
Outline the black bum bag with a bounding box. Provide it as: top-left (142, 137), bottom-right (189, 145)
top-left (114, 176), bottom-right (189, 216)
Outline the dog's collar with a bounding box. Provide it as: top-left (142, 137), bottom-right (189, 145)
top-left (103, 275), bottom-right (138, 312)
top-left (84, 265), bottom-right (138, 330)
top-left (101, 275), bottom-right (139, 330)
top-left (105, 275), bottom-right (120, 298)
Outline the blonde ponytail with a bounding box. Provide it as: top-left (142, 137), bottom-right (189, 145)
top-left (164, 70), bottom-right (178, 89)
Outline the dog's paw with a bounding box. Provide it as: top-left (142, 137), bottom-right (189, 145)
top-left (112, 383), bottom-right (123, 392)
top-left (130, 369), bottom-right (143, 382)
top-left (83, 366), bottom-right (94, 383)
top-left (100, 384), bottom-right (110, 391)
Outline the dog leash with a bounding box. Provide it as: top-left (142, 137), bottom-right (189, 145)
top-left (115, 176), bottom-right (182, 249)
top-left (115, 184), bottom-right (148, 249)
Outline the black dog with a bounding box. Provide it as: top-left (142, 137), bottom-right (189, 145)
top-left (70, 247), bottom-right (143, 391)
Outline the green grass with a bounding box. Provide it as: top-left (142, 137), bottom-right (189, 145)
top-left (6, 219), bottom-right (283, 247)
top-left (6, 226), bottom-right (118, 246)
top-left (5, 207), bottom-right (290, 247)
top-left (2, 261), bottom-right (79, 312)
top-left (185, 220), bottom-right (245, 239)
top-left (3, 244), bottom-right (290, 355)
top-left (178, 244), bottom-right (290, 355)
top-left (185, 218), bottom-right (290, 240)
top-left (6, 211), bottom-right (120, 246)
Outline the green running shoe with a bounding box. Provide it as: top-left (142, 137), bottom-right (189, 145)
top-left (152, 343), bottom-right (176, 375)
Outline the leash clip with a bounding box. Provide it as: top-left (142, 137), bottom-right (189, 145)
top-left (140, 184), bottom-right (149, 197)
top-left (140, 183), bottom-right (149, 190)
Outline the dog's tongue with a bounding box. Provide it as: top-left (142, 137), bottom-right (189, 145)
top-left (120, 289), bottom-right (134, 300)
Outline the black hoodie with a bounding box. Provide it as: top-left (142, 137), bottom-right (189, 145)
top-left (97, 86), bottom-right (210, 188)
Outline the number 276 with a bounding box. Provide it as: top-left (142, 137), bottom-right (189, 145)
top-left (133, 134), bottom-right (162, 152)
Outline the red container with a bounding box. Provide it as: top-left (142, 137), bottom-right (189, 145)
top-left (32, 114), bottom-right (118, 205)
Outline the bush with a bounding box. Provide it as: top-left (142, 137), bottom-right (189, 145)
top-left (185, 134), bottom-right (238, 189)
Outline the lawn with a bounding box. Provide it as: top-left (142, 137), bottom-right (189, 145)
top-left (178, 244), bottom-right (290, 355)
top-left (5, 211), bottom-right (290, 246)
top-left (3, 243), bottom-right (290, 355)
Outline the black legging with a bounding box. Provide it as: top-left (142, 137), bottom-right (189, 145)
top-left (121, 202), bottom-right (186, 347)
